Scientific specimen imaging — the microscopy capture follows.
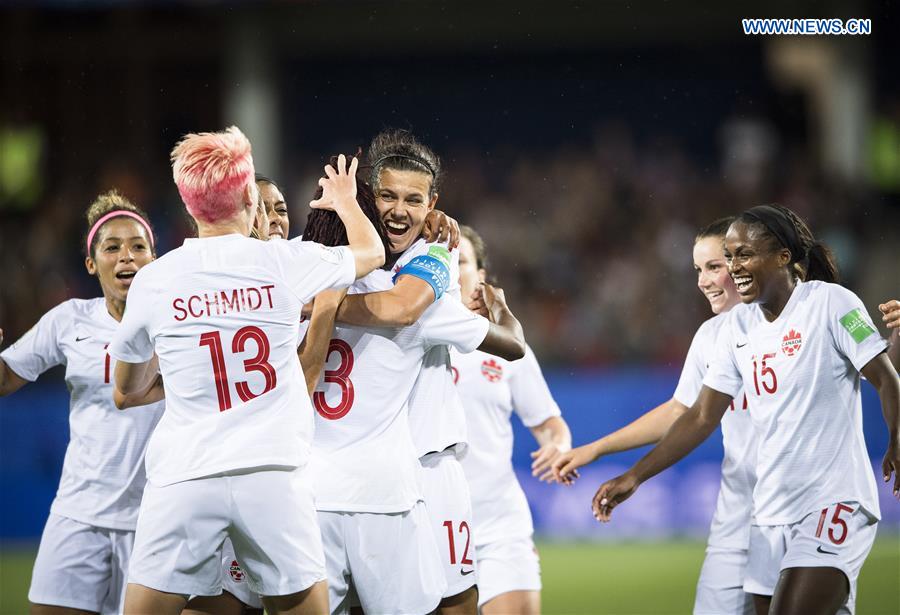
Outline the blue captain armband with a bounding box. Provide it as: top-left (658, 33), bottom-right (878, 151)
top-left (393, 255), bottom-right (451, 301)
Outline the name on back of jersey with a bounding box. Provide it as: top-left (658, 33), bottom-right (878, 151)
top-left (172, 284), bottom-right (276, 321)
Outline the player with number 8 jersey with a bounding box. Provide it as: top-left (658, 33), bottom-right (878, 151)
top-left (108, 128), bottom-right (385, 615)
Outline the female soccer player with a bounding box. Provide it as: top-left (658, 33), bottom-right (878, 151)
top-left (256, 174), bottom-right (290, 239)
top-left (594, 205), bottom-right (900, 615)
top-left (551, 216), bottom-right (755, 615)
top-left (109, 127), bottom-right (384, 615)
top-left (451, 225), bottom-right (572, 615)
top-left (0, 190), bottom-right (165, 615)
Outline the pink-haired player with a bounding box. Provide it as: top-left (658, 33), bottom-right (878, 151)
top-left (108, 127), bottom-right (384, 615)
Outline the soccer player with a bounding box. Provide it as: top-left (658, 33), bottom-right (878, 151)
top-left (593, 205), bottom-right (900, 615)
top-left (256, 174), bottom-right (290, 239)
top-left (301, 156), bottom-right (525, 615)
top-left (108, 127), bottom-right (384, 615)
top-left (551, 217), bottom-right (756, 615)
top-left (451, 225), bottom-right (572, 615)
top-left (332, 129), bottom-right (518, 614)
top-left (0, 190), bottom-right (164, 615)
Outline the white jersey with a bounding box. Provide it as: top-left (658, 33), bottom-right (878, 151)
top-left (393, 239), bottom-right (472, 458)
top-left (673, 312), bottom-right (756, 550)
top-left (1, 298), bottom-right (164, 530)
top-left (451, 345), bottom-right (561, 546)
top-left (108, 234), bottom-right (355, 487)
top-left (311, 267), bottom-right (490, 513)
top-left (704, 280), bottom-right (885, 525)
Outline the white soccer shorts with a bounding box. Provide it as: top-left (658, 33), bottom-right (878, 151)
top-left (693, 546), bottom-right (753, 615)
top-left (474, 536), bottom-right (542, 607)
top-left (743, 501), bottom-right (877, 615)
top-left (317, 502), bottom-right (446, 615)
top-left (28, 513), bottom-right (133, 614)
top-left (420, 449), bottom-right (479, 598)
top-left (219, 537), bottom-right (264, 609)
top-left (129, 466), bottom-right (326, 598)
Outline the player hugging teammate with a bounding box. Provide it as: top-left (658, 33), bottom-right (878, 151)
top-left (2, 124), bottom-right (897, 615)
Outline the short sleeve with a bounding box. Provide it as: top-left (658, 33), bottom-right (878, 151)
top-left (673, 320), bottom-right (713, 406)
top-left (107, 271), bottom-right (155, 363)
top-left (0, 302), bottom-right (68, 381)
top-left (283, 241), bottom-right (356, 304)
top-left (419, 295), bottom-right (490, 353)
top-left (508, 345), bottom-right (562, 427)
top-left (827, 285), bottom-right (888, 372)
top-left (701, 315), bottom-right (742, 399)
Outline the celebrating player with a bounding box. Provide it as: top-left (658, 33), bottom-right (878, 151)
top-left (451, 225), bottom-right (572, 615)
top-left (551, 217), bottom-right (756, 615)
top-left (0, 190), bottom-right (165, 615)
top-left (256, 174), bottom-right (290, 239)
top-left (332, 129), bottom-right (522, 614)
top-left (301, 154), bottom-right (525, 615)
top-left (593, 205), bottom-right (900, 615)
top-left (108, 127), bottom-right (384, 615)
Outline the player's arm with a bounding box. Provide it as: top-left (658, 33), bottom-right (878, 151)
top-left (552, 398), bottom-right (688, 484)
top-left (113, 370), bottom-right (164, 409)
top-left (0, 329), bottom-right (28, 395)
top-left (530, 416), bottom-right (573, 481)
top-left (861, 352), bottom-right (900, 498)
top-left (879, 300), bottom-right (900, 372)
top-left (113, 356), bottom-right (161, 409)
top-left (310, 154), bottom-right (385, 279)
top-left (421, 209), bottom-right (461, 249)
top-left (592, 386), bottom-right (732, 522)
top-left (473, 283), bottom-right (525, 361)
top-left (298, 289), bottom-right (346, 395)
top-left (337, 276), bottom-right (436, 328)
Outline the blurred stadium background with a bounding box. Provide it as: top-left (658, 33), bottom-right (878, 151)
top-left (0, 1), bottom-right (898, 613)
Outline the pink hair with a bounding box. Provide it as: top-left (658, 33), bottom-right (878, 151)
top-left (170, 126), bottom-right (255, 224)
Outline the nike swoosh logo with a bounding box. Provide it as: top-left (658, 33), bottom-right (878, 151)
top-left (736, 342), bottom-right (748, 348)
top-left (460, 569), bottom-right (474, 576)
top-left (816, 545), bottom-right (838, 555)
top-left (75, 336), bottom-right (91, 342)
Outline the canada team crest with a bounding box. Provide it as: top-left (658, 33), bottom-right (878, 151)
top-left (481, 359), bottom-right (503, 382)
top-left (782, 329), bottom-right (802, 357)
top-left (229, 560), bottom-right (246, 582)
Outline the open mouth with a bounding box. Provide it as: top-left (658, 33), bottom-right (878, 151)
top-left (732, 274), bottom-right (753, 293)
top-left (116, 270), bottom-right (137, 285)
top-left (384, 219), bottom-right (410, 236)
top-left (268, 227), bottom-right (284, 239)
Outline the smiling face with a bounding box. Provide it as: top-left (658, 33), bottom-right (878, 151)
top-left (375, 167), bottom-right (437, 254)
top-left (723, 220), bottom-right (792, 305)
top-left (85, 218), bottom-right (155, 303)
top-left (693, 236), bottom-right (741, 315)
top-left (258, 181), bottom-right (289, 239)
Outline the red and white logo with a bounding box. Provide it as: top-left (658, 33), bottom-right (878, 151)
top-left (229, 560), bottom-right (245, 583)
top-left (481, 359), bottom-right (503, 383)
top-left (782, 329), bottom-right (802, 357)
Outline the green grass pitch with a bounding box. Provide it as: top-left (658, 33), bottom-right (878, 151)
top-left (1, 538), bottom-right (897, 614)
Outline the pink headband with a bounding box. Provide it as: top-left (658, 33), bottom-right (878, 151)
top-left (86, 210), bottom-right (155, 255)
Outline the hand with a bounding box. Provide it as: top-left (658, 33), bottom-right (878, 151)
top-left (422, 209), bottom-right (460, 249)
top-left (531, 442), bottom-right (570, 482)
top-left (551, 443), bottom-right (601, 485)
top-left (479, 283), bottom-right (510, 324)
top-left (310, 154), bottom-right (358, 213)
top-left (465, 285), bottom-right (489, 318)
top-left (592, 472), bottom-right (640, 522)
top-left (880, 300), bottom-right (900, 329)
top-left (883, 437), bottom-right (900, 499)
